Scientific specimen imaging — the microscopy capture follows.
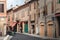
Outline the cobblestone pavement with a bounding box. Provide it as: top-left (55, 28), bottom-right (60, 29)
top-left (10, 33), bottom-right (59, 40)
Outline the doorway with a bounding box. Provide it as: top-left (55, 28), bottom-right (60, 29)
top-left (56, 16), bottom-right (60, 36)
top-left (24, 22), bottom-right (28, 33)
top-left (20, 22), bottom-right (23, 33)
top-left (31, 25), bottom-right (35, 34)
top-left (13, 23), bottom-right (17, 32)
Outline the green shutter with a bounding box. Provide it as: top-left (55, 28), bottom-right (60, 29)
top-left (59, 0), bottom-right (60, 3)
top-left (24, 24), bottom-right (28, 33)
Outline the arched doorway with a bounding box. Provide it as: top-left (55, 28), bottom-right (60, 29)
top-left (40, 22), bottom-right (45, 37)
top-left (55, 13), bottom-right (60, 36)
top-left (47, 21), bottom-right (53, 37)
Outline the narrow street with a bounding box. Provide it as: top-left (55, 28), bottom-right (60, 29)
top-left (0, 0), bottom-right (60, 40)
top-left (10, 33), bottom-right (41, 40)
top-left (10, 33), bottom-right (58, 40)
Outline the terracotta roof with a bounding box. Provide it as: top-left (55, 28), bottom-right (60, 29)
top-left (10, 22), bottom-right (17, 27)
top-left (7, 8), bottom-right (13, 13)
top-left (7, 0), bottom-right (36, 13)
top-left (13, 0), bottom-right (36, 12)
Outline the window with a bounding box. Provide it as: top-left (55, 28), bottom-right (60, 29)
top-left (34, 1), bottom-right (39, 9)
top-left (29, 4), bottom-right (31, 11)
top-left (43, 6), bottom-right (47, 16)
top-left (0, 4), bottom-right (4, 12)
top-left (52, 1), bottom-right (54, 13)
top-left (37, 0), bottom-right (39, 7)
top-left (43, 10), bottom-right (47, 16)
top-left (38, 13), bottom-right (40, 17)
top-left (12, 14), bottom-right (14, 21)
top-left (21, 12), bottom-right (25, 18)
top-left (34, 2), bottom-right (36, 9)
top-left (8, 16), bottom-right (10, 21)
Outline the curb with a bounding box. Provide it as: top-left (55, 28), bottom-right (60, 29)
top-left (21, 33), bottom-right (60, 39)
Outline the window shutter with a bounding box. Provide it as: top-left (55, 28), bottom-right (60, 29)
top-left (59, 0), bottom-right (60, 3)
top-left (0, 4), bottom-right (4, 12)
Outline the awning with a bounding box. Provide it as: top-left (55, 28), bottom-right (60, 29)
top-left (10, 21), bottom-right (24, 27)
top-left (12, 22), bottom-right (16, 27)
top-left (55, 13), bottom-right (60, 16)
top-left (10, 22), bottom-right (17, 27)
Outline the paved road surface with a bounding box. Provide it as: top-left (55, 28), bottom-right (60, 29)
top-left (10, 33), bottom-right (59, 40)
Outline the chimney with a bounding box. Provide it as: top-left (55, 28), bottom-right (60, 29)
top-left (25, 0), bottom-right (31, 3)
top-left (13, 5), bottom-right (19, 10)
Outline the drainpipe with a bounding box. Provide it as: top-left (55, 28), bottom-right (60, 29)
top-left (28, 4), bottom-right (31, 34)
top-left (52, 0), bottom-right (56, 38)
top-left (44, 0), bottom-right (47, 36)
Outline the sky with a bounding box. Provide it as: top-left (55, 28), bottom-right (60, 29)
top-left (7, 0), bottom-right (25, 10)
